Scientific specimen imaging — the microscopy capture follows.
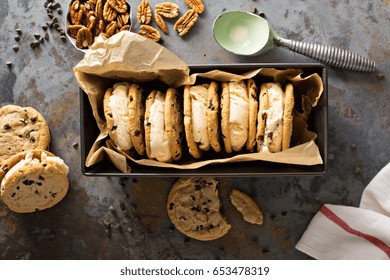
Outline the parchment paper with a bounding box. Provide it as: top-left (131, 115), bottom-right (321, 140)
top-left (73, 31), bottom-right (324, 173)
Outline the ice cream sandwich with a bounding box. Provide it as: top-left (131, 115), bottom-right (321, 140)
top-left (221, 80), bottom-right (256, 153)
top-left (103, 82), bottom-right (146, 155)
top-left (256, 82), bottom-right (294, 153)
top-left (144, 89), bottom-right (183, 162)
top-left (183, 82), bottom-right (221, 159)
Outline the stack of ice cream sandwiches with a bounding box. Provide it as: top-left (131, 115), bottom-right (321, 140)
top-left (103, 79), bottom-right (295, 162)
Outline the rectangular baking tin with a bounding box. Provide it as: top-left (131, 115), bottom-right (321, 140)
top-left (80, 63), bottom-right (328, 177)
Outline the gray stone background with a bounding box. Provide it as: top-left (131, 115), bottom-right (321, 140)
top-left (0, 0), bottom-right (389, 259)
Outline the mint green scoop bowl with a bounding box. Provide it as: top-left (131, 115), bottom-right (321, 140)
top-left (213, 11), bottom-right (376, 72)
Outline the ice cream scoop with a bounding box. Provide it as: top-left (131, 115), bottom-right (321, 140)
top-left (213, 11), bottom-right (376, 72)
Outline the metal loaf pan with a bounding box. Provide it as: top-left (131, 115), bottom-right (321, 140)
top-left (80, 63), bottom-right (328, 177)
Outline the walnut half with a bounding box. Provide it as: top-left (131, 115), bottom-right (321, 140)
top-left (174, 9), bottom-right (198, 36)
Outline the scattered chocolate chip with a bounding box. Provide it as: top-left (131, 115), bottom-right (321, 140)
top-left (105, 229), bottom-right (111, 238)
top-left (33, 40), bottom-right (40, 48)
top-left (353, 167), bottom-right (361, 174)
top-left (109, 205), bottom-right (115, 212)
top-left (377, 73), bottom-right (385, 80)
top-left (48, 13), bottom-right (54, 19)
top-left (47, 21), bottom-right (53, 28)
top-left (259, 12), bottom-right (266, 18)
top-left (57, 8), bottom-right (63, 15)
top-left (16, 28), bottom-right (22, 35)
top-left (44, 2), bottom-right (49, 8)
top-left (262, 247), bottom-right (270, 253)
top-left (52, 17), bottom-right (58, 24)
top-left (72, 142), bottom-right (79, 148)
top-left (60, 30), bottom-right (65, 36)
top-left (252, 7), bottom-right (258, 14)
top-left (350, 144), bottom-right (357, 150)
top-left (47, 3), bottom-right (53, 9)
top-left (281, 211), bottom-right (287, 216)
top-left (60, 35), bottom-right (67, 41)
top-left (183, 236), bottom-right (190, 243)
top-left (42, 24), bottom-right (48, 31)
top-left (14, 35), bottom-right (20, 42)
top-left (44, 32), bottom-right (49, 40)
top-left (39, 37), bottom-right (44, 44)
top-left (34, 33), bottom-right (41, 39)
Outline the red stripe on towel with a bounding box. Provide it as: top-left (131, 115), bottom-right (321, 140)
top-left (320, 205), bottom-right (390, 258)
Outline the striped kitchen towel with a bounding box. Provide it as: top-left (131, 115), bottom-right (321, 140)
top-left (296, 163), bottom-right (390, 259)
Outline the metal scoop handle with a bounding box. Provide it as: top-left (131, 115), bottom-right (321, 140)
top-left (278, 39), bottom-right (376, 72)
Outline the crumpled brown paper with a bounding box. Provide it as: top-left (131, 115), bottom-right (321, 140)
top-left (73, 31), bottom-right (324, 173)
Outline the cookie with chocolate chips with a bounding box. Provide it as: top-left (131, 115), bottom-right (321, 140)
top-left (164, 88), bottom-right (184, 161)
top-left (167, 177), bottom-right (231, 241)
top-left (128, 83), bottom-right (146, 155)
top-left (0, 105), bottom-right (50, 166)
top-left (0, 150), bottom-right (69, 213)
top-left (207, 81), bottom-right (221, 153)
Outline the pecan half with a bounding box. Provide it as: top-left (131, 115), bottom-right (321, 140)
top-left (154, 12), bottom-right (168, 34)
top-left (105, 21), bottom-right (118, 37)
top-left (98, 19), bottom-right (106, 33)
top-left (117, 11), bottom-right (130, 28)
top-left (103, 1), bottom-right (117, 22)
top-left (108, 0), bottom-right (127, 13)
top-left (70, 1), bottom-right (85, 25)
top-left (68, 24), bottom-right (83, 38)
top-left (174, 9), bottom-right (198, 36)
top-left (76, 27), bottom-right (93, 48)
top-left (86, 14), bottom-right (98, 30)
top-left (185, 0), bottom-right (204, 14)
top-left (120, 24), bottom-right (131, 31)
top-left (137, 0), bottom-right (152, 24)
top-left (95, 0), bottom-right (104, 20)
top-left (155, 2), bottom-right (179, 18)
top-left (138, 25), bottom-right (161, 42)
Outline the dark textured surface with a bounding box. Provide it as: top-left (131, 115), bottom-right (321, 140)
top-left (0, 0), bottom-right (389, 260)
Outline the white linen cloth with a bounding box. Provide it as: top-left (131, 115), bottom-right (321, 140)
top-left (296, 163), bottom-right (390, 259)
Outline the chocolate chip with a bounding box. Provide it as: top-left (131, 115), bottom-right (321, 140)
top-left (129, 96), bottom-right (133, 102)
top-left (44, 2), bottom-right (49, 8)
top-left (353, 167), bottom-right (361, 174)
top-left (35, 190), bottom-right (39, 194)
top-left (204, 208), bottom-right (210, 213)
top-left (34, 33), bottom-right (41, 39)
top-left (60, 35), bottom-right (67, 41)
top-left (2, 165), bottom-right (9, 172)
top-left (14, 35), bottom-right (20, 42)
top-left (377, 73), bottom-right (385, 80)
top-left (5, 62), bottom-right (12, 68)
top-left (16, 28), bottom-right (22, 35)
top-left (57, 8), bottom-right (63, 15)
top-left (30, 116), bottom-right (37, 122)
top-left (16, 186), bottom-right (20, 190)
top-left (36, 182), bottom-right (42, 186)
top-left (169, 203), bottom-right (174, 210)
top-left (51, 192), bottom-right (57, 198)
top-left (11, 193), bottom-right (16, 197)
top-left (30, 136), bottom-right (36, 143)
top-left (47, 3), bottom-right (53, 9)
top-left (4, 123), bottom-right (11, 129)
top-left (281, 211), bottom-right (287, 216)
top-left (111, 126), bottom-right (117, 131)
top-left (53, 23), bottom-right (59, 29)
top-left (134, 129), bottom-right (140, 137)
top-left (39, 175), bottom-right (45, 181)
top-left (262, 247), bottom-right (270, 253)
top-left (350, 144), bottom-right (357, 150)
top-left (44, 32), bottom-right (49, 40)
top-left (23, 180), bottom-right (35, 185)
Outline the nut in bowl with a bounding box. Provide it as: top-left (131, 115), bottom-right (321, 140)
top-left (66, 0), bottom-right (132, 52)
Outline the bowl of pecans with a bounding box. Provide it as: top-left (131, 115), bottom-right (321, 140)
top-left (66, 0), bottom-right (132, 52)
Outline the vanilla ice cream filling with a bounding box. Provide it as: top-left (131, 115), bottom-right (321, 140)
top-left (149, 91), bottom-right (172, 162)
top-left (228, 81), bottom-right (249, 152)
top-left (261, 84), bottom-right (284, 152)
top-left (109, 83), bottom-right (132, 151)
top-left (190, 85), bottom-right (210, 151)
